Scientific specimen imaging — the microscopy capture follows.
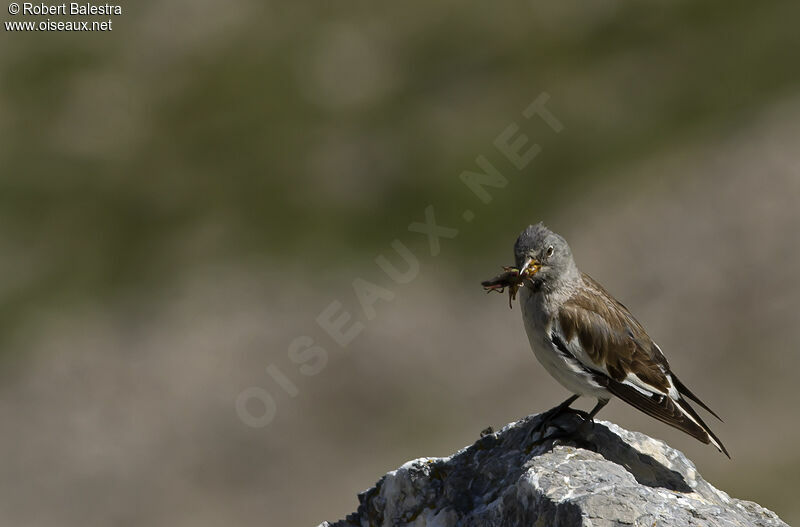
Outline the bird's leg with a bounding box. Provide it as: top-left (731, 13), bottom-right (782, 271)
top-left (587, 398), bottom-right (609, 421)
top-left (574, 398), bottom-right (610, 437)
top-left (551, 394), bottom-right (581, 416)
top-left (528, 394), bottom-right (585, 445)
top-left (535, 394), bottom-right (580, 430)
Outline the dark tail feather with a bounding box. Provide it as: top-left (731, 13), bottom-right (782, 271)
top-left (601, 377), bottom-right (730, 458)
top-left (673, 396), bottom-right (730, 458)
top-left (672, 374), bottom-right (723, 422)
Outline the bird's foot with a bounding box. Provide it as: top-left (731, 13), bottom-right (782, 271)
top-left (526, 410), bottom-right (598, 453)
top-left (530, 404), bottom-right (600, 444)
top-left (534, 397), bottom-right (580, 428)
top-left (536, 407), bottom-right (588, 432)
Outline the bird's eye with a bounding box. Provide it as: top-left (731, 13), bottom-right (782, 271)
top-left (546, 245), bottom-right (554, 257)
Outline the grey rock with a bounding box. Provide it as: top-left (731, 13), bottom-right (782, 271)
top-left (321, 412), bottom-right (788, 527)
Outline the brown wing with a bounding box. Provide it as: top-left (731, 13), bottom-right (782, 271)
top-left (557, 273), bottom-right (729, 457)
top-left (558, 274), bottom-right (671, 391)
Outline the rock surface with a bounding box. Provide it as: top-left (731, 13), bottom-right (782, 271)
top-left (321, 412), bottom-right (788, 527)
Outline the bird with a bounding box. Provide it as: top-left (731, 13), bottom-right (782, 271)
top-left (504, 222), bottom-right (728, 457)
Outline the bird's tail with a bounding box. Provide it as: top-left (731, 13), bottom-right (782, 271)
top-left (601, 377), bottom-right (730, 458)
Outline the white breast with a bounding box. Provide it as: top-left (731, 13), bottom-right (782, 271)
top-left (519, 286), bottom-right (609, 398)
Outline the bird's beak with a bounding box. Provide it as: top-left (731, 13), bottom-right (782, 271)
top-left (520, 258), bottom-right (541, 278)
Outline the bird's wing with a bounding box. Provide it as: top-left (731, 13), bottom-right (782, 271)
top-left (552, 273), bottom-right (729, 457)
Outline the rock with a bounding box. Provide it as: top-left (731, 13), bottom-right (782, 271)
top-left (321, 412), bottom-right (788, 527)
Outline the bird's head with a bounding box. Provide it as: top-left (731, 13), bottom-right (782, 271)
top-left (513, 223), bottom-right (576, 284)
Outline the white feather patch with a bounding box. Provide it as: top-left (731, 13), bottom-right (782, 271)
top-left (622, 372), bottom-right (673, 398)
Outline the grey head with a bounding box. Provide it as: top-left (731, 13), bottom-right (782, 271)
top-left (514, 223), bottom-right (580, 287)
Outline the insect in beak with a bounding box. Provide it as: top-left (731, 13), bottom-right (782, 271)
top-left (481, 261), bottom-right (539, 310)
top-left (520, 258), bottom-right (541, 278)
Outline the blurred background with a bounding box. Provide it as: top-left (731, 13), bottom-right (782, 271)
top-left (1, 1), bottom-right (800, 526)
